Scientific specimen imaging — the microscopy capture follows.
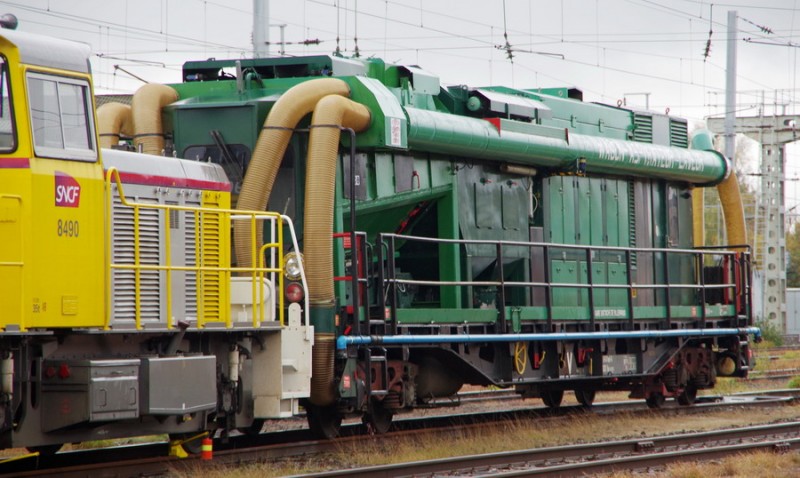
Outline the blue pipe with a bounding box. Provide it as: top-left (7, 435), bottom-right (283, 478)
top-left (336, 327), bottom-right (761, 350)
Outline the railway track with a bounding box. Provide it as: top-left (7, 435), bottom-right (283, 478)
top-left (747, 367), bottom-right (800, 381)
top-left (1, 389), bottom-right (796, 477)
top-left (304, 420), bottom-right (800, 477)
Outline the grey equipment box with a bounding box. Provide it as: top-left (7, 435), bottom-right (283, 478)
top-left (139, 355), bottom-right (217, 415)
top-left (41, 359), bottom-right (140, 432)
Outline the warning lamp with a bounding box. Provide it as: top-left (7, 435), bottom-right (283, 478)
top-left (58, 363), bottom-right (71, 379)
top-left (285, 282), bottom-right (304, 303)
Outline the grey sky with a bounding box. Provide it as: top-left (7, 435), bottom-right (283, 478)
top-left (3, 1), bottom-right (796, 118)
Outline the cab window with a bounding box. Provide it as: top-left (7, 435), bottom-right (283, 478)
top-left (0, 56), bottom-right (15, 151)
top-left (27, 72), bottom-right (96, 162)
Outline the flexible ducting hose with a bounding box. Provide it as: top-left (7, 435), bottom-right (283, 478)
top-left (692, 171), bottom-right (746, 249)
top-left (233, 78), bottom-right (351, 271)
top-left (97, 102), bottom-right (133, 149)
top-left (305, 95), bottom-right (371, 304)
top-left (131, 83), bottom-right (178, 155)
top-left (306, 95), bottom-right (370, 406)
top-left (717, 170), bottom-right (747, 248)
top-left (690, 130), bottom-right (746, 249)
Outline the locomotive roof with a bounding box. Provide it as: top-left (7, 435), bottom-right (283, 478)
top-left (0, 28), bottom-right (91, 74)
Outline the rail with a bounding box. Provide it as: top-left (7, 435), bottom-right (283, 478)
top-left (105, 167), bottom-right (307, 330)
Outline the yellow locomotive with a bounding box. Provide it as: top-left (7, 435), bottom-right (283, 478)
top-left (0, 23), bottom-right (313, 453)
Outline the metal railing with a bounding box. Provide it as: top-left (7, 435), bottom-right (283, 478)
top-left (0, 194), bottom-right (24, 330)
top-left (105, 167), bottom-right (307, 330)
top-left (375, 232), bottom-right (751, 333)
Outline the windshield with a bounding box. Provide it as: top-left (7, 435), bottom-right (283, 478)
top-left (0, 56), bottom-right (15, 151)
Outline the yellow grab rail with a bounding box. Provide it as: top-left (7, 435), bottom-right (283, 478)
top-left (0, 194), bottom-right (24, 330)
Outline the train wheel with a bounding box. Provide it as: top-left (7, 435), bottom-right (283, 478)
top-left (26, 444), bottom-right (62, 456)
top-left (541, 390), bottom-right (564, 409)
top-left (645, 392), bottom-right (665, 409)
top-left (306, 404), bottom-right (342, 439)
top-left (677, 385), bottom-right (697, 406)
top-left (362, 400), bottom-right (394, 434)
top-left (242, 419), bottom-right (265, 436)
top-left (574, 389), bottom-right (596, 407)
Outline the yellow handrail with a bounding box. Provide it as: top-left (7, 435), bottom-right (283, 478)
top-left (105, 167), bottom-right (289, 329)
top-left (0, 194), bottom-right (24, 330)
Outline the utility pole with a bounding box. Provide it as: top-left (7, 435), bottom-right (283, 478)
top-left (724, 10), bottom-right (737, 161)
top-left (253, 0), bottom-right (269, 58)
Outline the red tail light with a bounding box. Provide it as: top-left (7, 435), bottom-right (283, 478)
top-left (285, 282), bottom-right (304, 303)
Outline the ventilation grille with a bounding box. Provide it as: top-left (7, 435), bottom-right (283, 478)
top-left (112, 195), bottom-right (161, 323)
top-left (168, 203), bottom-right (180, 230)
top-left (632, 114), bottom-right (653, 143)
top-left (628, 180), bottom-right (637, 268)
top-left (199, 203), bottom-right (223, 322)
top-left (184, 204), bottom-right (200, 318)
top-left (669, 119), bottom-right (689, 148)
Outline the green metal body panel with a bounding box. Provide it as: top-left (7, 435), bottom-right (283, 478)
top-left (437, 187), bottom-right (461, 308)
top-left (346, 76), bottom-right (408, 150)
top-left (164, 99), bottom-right (261, 154)
top-left (396, 308), bottom-right (497, 324)
top-left (581, 262), bottom-right (607, 306)
top-left (456, 166), bottom-right (528, 261)
top-left (485, 86), bottom-right (633, 140)
top-left (541, 175), bottom-right (641, 310)
top-left (608, 262), bottom-right (628, 304)
top-left (503, 304), bottom-right (735, 322)
top-left (551, 260), bottom-right (579, 305)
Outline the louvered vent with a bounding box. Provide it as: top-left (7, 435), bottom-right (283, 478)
top-left (168, 203), bottom-right (180, 230)
top-left (199, 206), bottom-right (223, 323)
top-left (628, 180), bottom-right (637, 267)
top-left (632, 113), bottom-right (653, 143)
top-left (112, 195), bottom-right (161, 323)
top-left (184, 204), bottom-right (199, 319)
top-left (669, 119), bottom-right (689, 148)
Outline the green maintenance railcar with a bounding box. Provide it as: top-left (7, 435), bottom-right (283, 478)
top-left (108, 54), bottom-right (756, 439)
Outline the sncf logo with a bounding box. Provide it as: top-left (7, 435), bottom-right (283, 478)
top-left (55, 172), bottom-right (81, 208)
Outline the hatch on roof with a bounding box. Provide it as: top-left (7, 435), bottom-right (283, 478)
top-left (472, 88), bottom-right (552, 121)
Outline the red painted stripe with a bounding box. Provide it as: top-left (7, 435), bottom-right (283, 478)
top-left (0, 159), bottom-right (230, 192)
top-left (0, 157), bottom-right (30, 168)
top-left (112, 170), bottom-right (231, 192)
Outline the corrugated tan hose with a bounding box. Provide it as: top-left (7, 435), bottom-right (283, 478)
top-left (690, 129), bottom-right (746, 249)
top-left (96, 102), bottom-right (133, 149)
top-left (233, 78), bottom-right (351, 270)
top-left (305, 94), bottom-right (371, 406)
top-left (131, 83), bottom-right (178, 155)
top-left (717, 170), bottom-right (747, 248)
top-left (692, 174), bottom-right (746, 248)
